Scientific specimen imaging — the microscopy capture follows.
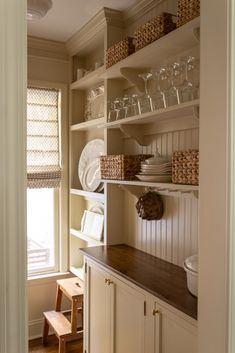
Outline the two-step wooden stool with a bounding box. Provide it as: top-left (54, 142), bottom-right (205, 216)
top-left (42, 277), bottom-right (84, 353)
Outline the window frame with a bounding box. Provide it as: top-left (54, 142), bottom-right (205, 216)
top-left (27, 80), bottom-right (69, 277)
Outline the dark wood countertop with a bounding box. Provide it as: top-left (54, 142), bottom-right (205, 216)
top-left (80, 244), bottom-right (197, 320)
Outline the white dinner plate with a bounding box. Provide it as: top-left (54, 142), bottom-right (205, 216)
top-left (78, 139), bottom-right (104, 191)
top-left (141, 165), bottom-right (172, 171)
top-left (136, 174), bottom-right (172, 182)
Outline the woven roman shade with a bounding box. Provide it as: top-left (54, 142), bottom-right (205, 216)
top-left (27, 87), bottom-right (61, 188)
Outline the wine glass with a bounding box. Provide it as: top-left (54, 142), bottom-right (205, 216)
top-left (186, 56), bottom-right (200, 99)
top-left (107, 101), bottom-right (116, 122)
top-left (138, 72), bottom-right (154, 114)
top-left (179, 56), bottom-right (197, 102)
top-left (153, 69), bottom-right (166, 109)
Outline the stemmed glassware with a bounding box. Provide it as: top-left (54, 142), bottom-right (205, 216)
top-left (106, 55), bottom-right (200, 121)
top-left (138, 73), bottom-right (154, 114)
top-left (153, 70), bottom-right (166, 109)
top-left (186, 56), bottom-right (200, 99)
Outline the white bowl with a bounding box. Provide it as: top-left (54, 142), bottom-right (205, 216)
top-left (184, 254), bottom-right (198, 297)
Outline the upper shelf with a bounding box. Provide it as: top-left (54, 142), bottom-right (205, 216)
top-left (70, 65), bottom-right (105, 90)
top-left (101, 17), bottom-right (200, 80)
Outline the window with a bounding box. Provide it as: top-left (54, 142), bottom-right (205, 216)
top-left (27, 86), bottom-right (62, 276)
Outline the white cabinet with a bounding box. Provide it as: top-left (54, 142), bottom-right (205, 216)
top-left (84, 259), bottom-right (197, 353)
top-left (85, 263), bottom-right (111, 353)
top-left (153, 303), bottom-right (197, 353)
top-left (85, 261), bottom-right (146, 353)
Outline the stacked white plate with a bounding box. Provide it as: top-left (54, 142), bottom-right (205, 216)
top-left (78, 139), bottom-right (104, 192)
top-left (136, 154), bottom-right (172, 182)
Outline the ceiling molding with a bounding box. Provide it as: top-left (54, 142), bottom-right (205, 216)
top-left (123, 0), bottom-right (165, 25)
top-left (28, 36), bottom-right (69, 61)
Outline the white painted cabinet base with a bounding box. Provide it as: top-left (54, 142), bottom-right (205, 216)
top-left (84, 259), bottom-right (197, 353)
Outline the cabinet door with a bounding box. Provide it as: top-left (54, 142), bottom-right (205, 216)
top-left (154, 304), bottom-right (197, 353)
top-left (85, 263), bottom-right (111, 353)
top-left (111, 275), bottom-right (146, 353)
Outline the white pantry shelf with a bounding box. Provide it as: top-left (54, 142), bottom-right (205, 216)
top-left (70, 65), bottom-right (105, 90)
top-left (70, 228), bottom-right (104, 246)
top-left (70, 188), bottom-right (105, 202)
top-left (70, 117), bottom-right (105, 131)
top-left (103, 100), bottom-right (199, 145)
top-left (104, 100), bottom-right (199, 128)
top-left (101, 17), bottom-right (200, 80)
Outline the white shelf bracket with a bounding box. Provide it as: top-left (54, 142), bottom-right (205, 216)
top-left (118, 184), bottom-right (144, 198)
top-left (193, 105), bottom-right (199, 119)
top-left (120, 67), bottom-right (145, 93)
top-left (193, 26), bottom-right (200, 42)
top-left (119, 124), bottom-right (149, 146)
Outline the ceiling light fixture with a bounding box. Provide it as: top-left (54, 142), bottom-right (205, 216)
top-left (27, 0), bottom-right (53, 20)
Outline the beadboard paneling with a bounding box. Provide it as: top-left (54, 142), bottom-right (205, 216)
top-left (123, 128), bottom-right (199, 267)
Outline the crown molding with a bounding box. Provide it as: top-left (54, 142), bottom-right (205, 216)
top-left (28, 36), bottom-right (69, 62)
top-left (123, 0), bottom-right (165, 26)
top-left (66, 8), bottom-right (107, 56)
top-left (66, 7), bottom-right (124, 56)
top-left (104, 7), bottom-right (124, 28)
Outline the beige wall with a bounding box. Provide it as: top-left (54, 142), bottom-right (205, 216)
top-left (28, 55), bottom-right (69, 83)
top-left (198, 0), bottom-right (229, 352)
top-left (27, 37), bottom-right (70, 339)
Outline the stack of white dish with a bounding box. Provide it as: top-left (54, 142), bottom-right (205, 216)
top-left (136, 153), bottom-right (172, 182)
top-left (78, 139), bottom-right (104, 192)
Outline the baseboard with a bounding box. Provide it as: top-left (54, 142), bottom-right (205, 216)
top-left (28, 318), bottom-right (53, 340)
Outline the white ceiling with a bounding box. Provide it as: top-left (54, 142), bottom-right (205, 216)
top-left (27, 0), bottom-right (138, 42)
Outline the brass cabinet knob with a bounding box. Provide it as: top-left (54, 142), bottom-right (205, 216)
top-left (153, 309), bottom-right (160, 316)
top-left (105, 278), bottom-right (113, 285)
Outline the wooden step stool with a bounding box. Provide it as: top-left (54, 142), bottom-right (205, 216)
top-left (42, 277), bottom-right (84, 353)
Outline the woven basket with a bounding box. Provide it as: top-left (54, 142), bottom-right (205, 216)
top-left (134, 12), bottom-right (176, 51)
top-left (172, 150), bottom-right (199, 185)
top-left (177, 0), bottom-right (200, 28)
top-left (100, 154), bottom-right (152, 180)
top-left (106, 37), bottom-right (135, 69)
top-left (136, 191), bottom-right (164, 221)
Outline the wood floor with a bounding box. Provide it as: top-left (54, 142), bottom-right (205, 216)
top-left (29, 335), bottom-right (83, 353)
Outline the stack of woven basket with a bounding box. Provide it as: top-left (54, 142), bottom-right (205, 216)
top-left (177, 0), bottom-right (200, 27)
top-left (100, 154), bottom-right (153, 180)
top-left (134, 12), bottom-right (176, 51)
top-left (106, 37), bottom-right (135, 69)
top-left (172, 150), bottom-right (199, 185)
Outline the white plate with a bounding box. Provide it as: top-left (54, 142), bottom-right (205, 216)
top-left (139, 171), bottom-right (171, 176)
top-left (141, 161), bottom-right (171, 167)
top-left (78, 139), bottom-right (104, 191)
top-left (144, 157), bottom-right (170, 165)
top-left (136, 174), bottom-right (172, 182)
top-left (141, 166), bottom-right (172, 171)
